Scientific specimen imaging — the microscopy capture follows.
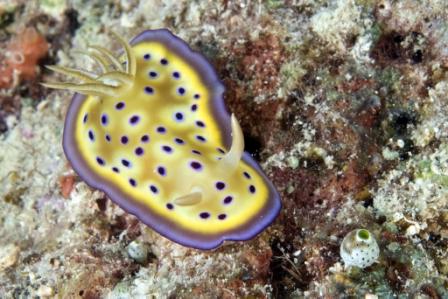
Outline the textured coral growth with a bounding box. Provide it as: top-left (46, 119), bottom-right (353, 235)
top-left (0, 27), bottom-right (49, 88)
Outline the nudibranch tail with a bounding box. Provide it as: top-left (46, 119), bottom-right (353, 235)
top-left (47, 29), bottom-right (281, 250)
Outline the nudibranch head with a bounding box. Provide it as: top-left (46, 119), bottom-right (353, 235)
top-left (44, 29), bottom-right (281, 249)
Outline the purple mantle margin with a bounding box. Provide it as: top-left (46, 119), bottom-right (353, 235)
top-left (62, 29), bottom-right (281, 250)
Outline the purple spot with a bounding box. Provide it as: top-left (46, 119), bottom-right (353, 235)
top-left (141, 134), bottom-right (150, 143)
top-left (196, 120), bottom-right (205, 128)
top-left (156, 126), bottom-right (166, 134)
top-left (192, 150), bottom-right (201, 155)
top-left (121, 135), bottom-right (129, 144)
top-left (161, 145), bottom-right (173, 153)
top-left (83, 113), bottom-right (88, 123)
top-left (196, 135), bottom-right (206, 142)
top-left (194, 94), bottom-right (200, 99)
top-left (172, 71), bottom-right (180, 79)
top-left (112, 167), bottom-right (120, 173)
top-left (218, 214), bottom-right (227, 220)
top-left (129, 178), bottom-right (137, 187)
top-left (190, 161), bottom-right (202, 171)
top-left (144, 86), bottom-right (154, 94)
top-left (143, 53), bottom-right (151, 60)
top-left (243, 171), bottom-right (251, 179)
top-left (174, 138), bottom-right (184, 144)
top-left (101, 114), bottom-right (108, 126)
top-left (148, 71), bottom-right (158, 78)
top-left (199, 212), bottom-right (210, 219)
top-left (115, 102), bottom-right (125, 110)
top-left (223, 196), bottom-right (233, 204)
top-left (160, 58), bottom-right (168, 65)
top-left (150, 185), bottom-right (158, 194)
top-left (174, 112), bottom-right (184, 122)
top-left (177, 87), bottom-right (186, 95)
top-left (88, 130), bottom-right (95, 141)
top-left (96, 157), bottom-right (105, 166)
top-left (157, 166), bottom-right (166, 176)
top-left (191, 104), bottom-right (198, 112)
top-left (129, 115), bottom-right (140, 125)
top-left (166, 203), bottom-right (174, 210)
top-left (121, 159), bottom-right (131, 168)
top-left (105, 134), bottom-right (111, 142)
top-left (249, 185), bottom-right (256, 193)
top-left (216, 181), bottom-right (226, 190)
top-left (135, 147), bottom-right (144, 156)
top-left (217, 148), bottom-right (226, 154)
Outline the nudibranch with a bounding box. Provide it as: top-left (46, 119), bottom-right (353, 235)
top-left (44, 29), bottom-right (281, 249)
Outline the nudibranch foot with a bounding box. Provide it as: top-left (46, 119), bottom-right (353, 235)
top-left (45, 29), bottom-right (281, 250)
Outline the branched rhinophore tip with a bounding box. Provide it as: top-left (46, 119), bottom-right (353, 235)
top-left (41, 82), bottom-right (119, 97)
top-left (45, 65), bottom-right (97, 83)
top-left (111, 31), bottom-right (136, 76)
top-left (43, 31), bottom-right (136, 98)
top-left (74, 49), bottom-right (109, 73)
top-left (89, 45), bottom-right (124, 72)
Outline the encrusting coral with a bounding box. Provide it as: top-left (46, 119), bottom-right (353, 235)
top-left (0, 27), bottom-right (48, 88)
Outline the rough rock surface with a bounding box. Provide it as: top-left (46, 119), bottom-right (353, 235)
top-left (0, 0), bottom-right (447, 298)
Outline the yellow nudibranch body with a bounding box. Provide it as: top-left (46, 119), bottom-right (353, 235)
top-left (45, 29), bottom-right (281, 249)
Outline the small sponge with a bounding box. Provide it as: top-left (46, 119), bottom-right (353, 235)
top-left (0, 27), bottom-right (48, 88)
top-left (340, 229), bottom-right (379, 268)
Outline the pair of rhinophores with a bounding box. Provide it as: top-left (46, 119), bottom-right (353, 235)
top-left (44, 29), bottom-right (281, 250)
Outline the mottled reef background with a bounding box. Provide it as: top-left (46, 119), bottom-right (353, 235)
top-left (0, 0), bottom-right (447, 298)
